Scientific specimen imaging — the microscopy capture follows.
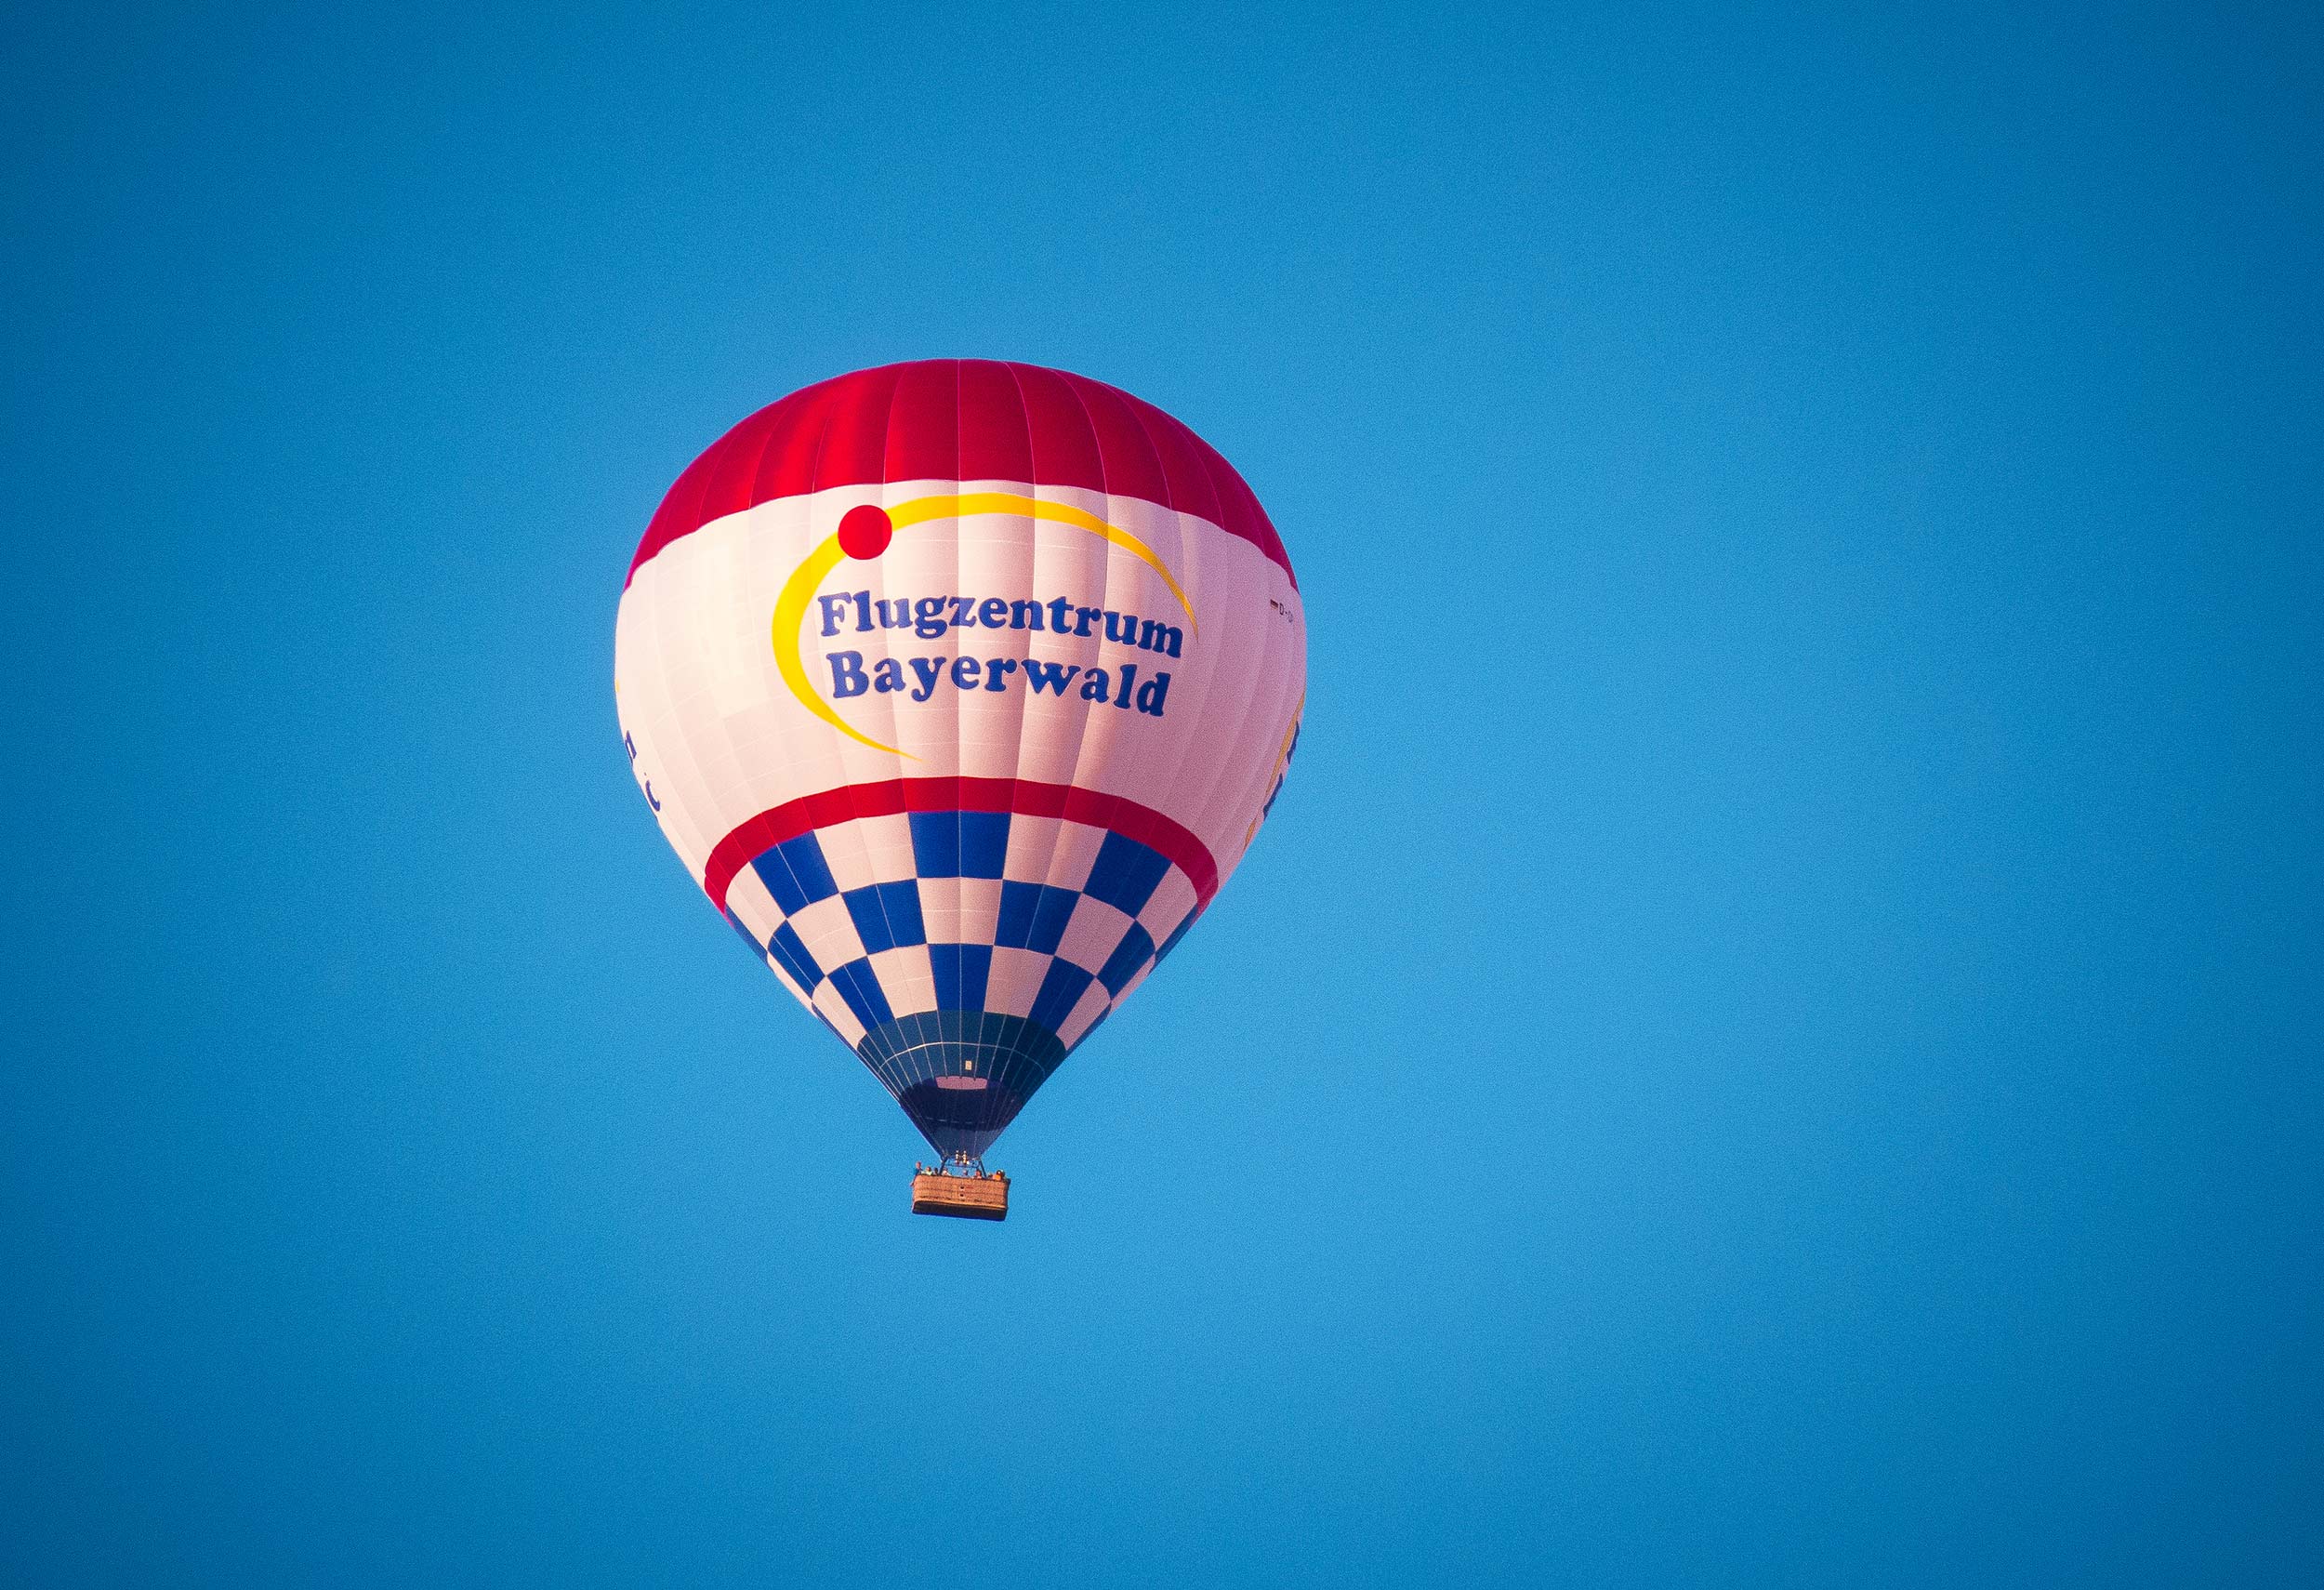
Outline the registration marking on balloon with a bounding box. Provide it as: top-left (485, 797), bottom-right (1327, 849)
top-left (770, 494), bottom-right (1200, 758)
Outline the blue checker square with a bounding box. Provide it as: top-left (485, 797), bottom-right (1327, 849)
top-left (929, 943), bottom-right (993, 1012)
top-left (720, 908), bottom-right (762, 959)
top-left (996, 881), bottom-right (1079, 954)
top-left (751, 833), bottom-right (838, 914)
top-left (1097, 922), bottom-right (1155, 996)
top-left (1029, 959), bottom-right (1096, 1031)
top-left (1155, 908), bottom-right (1200, 965)
top-left (908, 810), bottom-right (1010, 879)
top-left (825, 959), bottom-right (894, 1030)
top-left (842, 881), bottom-right (926, 953)
top-left (1083, 832), bottom-right (1171, 916)
top-left (767, 920), bottom-right (822, 992)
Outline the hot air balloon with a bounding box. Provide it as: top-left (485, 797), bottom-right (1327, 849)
top-left (614, 361), bottom-right (1303, 1218)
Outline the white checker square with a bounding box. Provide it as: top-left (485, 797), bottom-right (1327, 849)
top-left (915, 875), bottom-right (964, 943)
top-left (1001, 815), bottom-right (1064, 883)
top-left (954, 876), bottom-right (1003, 943)
top-left (818, 813), bottom-right (909, 893)
top-left (1135, 869), bottom-right (1199, 945)
top-left (812, 824), bottom-right (879, 895)
top-left (854, 812), bottom-right (918, 882)
top-left (1055, 978), bottom-right (1113, 1048)
top-left (787, 893), bottom-right (866, 972)
top-left (1055, 893), bottom-right (1135, 975)
top-left (768, 957), bottom-right (813, 1005)
top-left (868, 945), bottom-right (938, 1017)
top-left (723, 866), bottom-right (783, 942)
top-left (1042, 821), bottom-right (1105, 892)
top-left (984, 947), bottom-right (1050, 1019)
top-left (812, 983), bottom-right (866, 1047)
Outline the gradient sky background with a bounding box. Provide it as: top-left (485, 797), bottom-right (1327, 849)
top-left (7, 3), bottom-right (2320, 1584)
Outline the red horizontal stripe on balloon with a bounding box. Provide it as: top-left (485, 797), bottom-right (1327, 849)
top-left (626, 360), bottom-right (1292, 590)
top-left (704, 778), bottom-right (1220, 913)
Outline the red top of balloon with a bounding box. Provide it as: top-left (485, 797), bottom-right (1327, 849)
top-left (626, 360), bottom-right (1291, 590)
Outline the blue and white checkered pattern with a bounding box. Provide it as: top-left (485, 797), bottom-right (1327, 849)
top-left (720, 808), bottom-right (1203, 1060)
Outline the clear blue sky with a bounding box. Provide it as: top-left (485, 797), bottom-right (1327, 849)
top-left (7, 3), bottom-right (2319, 1584)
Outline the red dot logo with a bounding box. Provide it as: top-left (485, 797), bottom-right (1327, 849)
top-left (838, 504), bottom-right (893, 560)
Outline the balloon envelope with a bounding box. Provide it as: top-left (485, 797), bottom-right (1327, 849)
top-left (614, 361), bottom-right (1304, 1160)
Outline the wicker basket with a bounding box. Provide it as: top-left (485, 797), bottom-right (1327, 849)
top-left (910, 1169), bottom-right (1010, 1220)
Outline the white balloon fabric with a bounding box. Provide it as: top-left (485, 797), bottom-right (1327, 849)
top-left (614, 361), bottom-right (1305, 1160)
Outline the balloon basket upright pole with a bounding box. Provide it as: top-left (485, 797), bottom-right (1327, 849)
top-left (910, 1155), bottom-right (1010, 1221)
